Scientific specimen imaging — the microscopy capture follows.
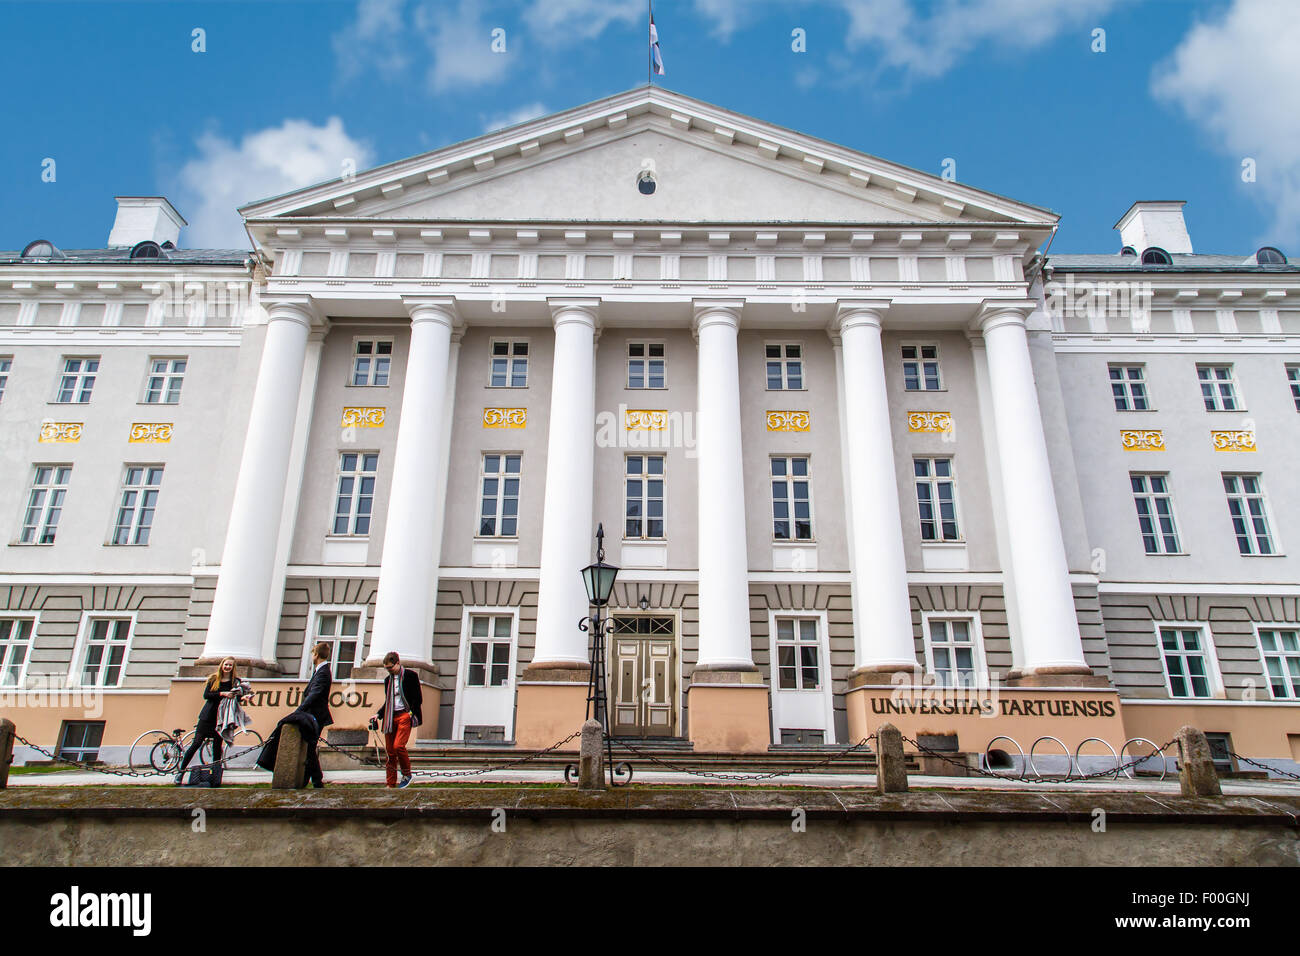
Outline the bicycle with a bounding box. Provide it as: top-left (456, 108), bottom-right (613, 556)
top-left (132, 726), bottom-right (264, 774)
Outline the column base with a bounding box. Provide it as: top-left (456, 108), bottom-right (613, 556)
top-left (514, 662), bottom-right (590, 751)
top-left (847, 665), bottom-right (923, 689)
top-left (180, 658), bottom-right (282, 679)
top-left (1005, 667), bottom-right (1111, 689)
top-left (687, 670), bottom-right (770, 754)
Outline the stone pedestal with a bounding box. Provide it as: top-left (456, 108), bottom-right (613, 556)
top-left (1177, 725), bottom-right (1222, 797)
top-left (514, 666), bottom-right (590, 751)
top-left (272, 724), bottom-right (308, 790)
top-left (0, 718), bottom-right (14, 790)
top-left (687, 669), bottom-right (770, 754)
top-left (578, 719), bottom-right (605, 790)
top-left (875, 723), bottom-right (909, 793)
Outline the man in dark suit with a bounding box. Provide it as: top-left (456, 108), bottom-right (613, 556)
top-left (296, 642), bottom-right (334, 788)
top-left (369, 651), bottom-right (423, 788)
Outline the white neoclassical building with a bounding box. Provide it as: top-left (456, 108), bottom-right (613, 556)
top-left (2, 89), bottom-right (1298, 774)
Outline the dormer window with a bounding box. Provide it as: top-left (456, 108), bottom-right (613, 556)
top-left (1140, 247), bottom-right (1172, 265)
top-left (21, 240), bottom-right (64, 259)
top-left (1256, 246), bottom-right (1287, 266)
top-left (636, 171), bottom-right (657, 195)
top-left (130, 241), bottom-right (162, 259)
top-left (1120, 246), bottom-right (1136, 257)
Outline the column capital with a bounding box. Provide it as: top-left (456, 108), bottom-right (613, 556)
top-left (691, 297), bottom-right (744, 334)
top-left (974, 299), bottom-right (1036, 334)
top-left (260, 295), bottom-right (321, 329)
top-left (402, 295), bottom-right (460, 328)
top-left (831, 299), bottom-right (891, 334)
top-left (547, 296), bottom-right (600, 329)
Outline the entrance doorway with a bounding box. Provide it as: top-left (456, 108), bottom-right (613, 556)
top-left (609, 615), bottom-right (677, 738)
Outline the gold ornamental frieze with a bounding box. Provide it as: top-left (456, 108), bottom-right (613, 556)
top-left (906, 411), bottom-right (952, 434)
top-left (625, 409), bottom-right (668, 430)
top-left (1121, 429), bottom-right (1165, 451)
top-left (340, 407), bottom-right (386, 428)
top-left (128, 423), bottom-right (174, 443)
top-left (766, 410), bottom-right (811, 432)
top-left (1211, 430), bottom-right (1257, 452)
top-left (38, 422), bottom-right (83, 444)
top-left (483, 407), bottom-right (527, 429)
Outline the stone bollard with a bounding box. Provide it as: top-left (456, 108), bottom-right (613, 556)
top-left (0, 719), bottom-right (14, 790)
top-left (1176, 725), bottom-right (1222, 797)
top-left (272, 724), bottom-right (308, 790)
top-left (875, 723), bottom-right (909, 794)
top-left (578, 719), bottom-right (605, 790)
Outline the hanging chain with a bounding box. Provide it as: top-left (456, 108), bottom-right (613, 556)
top-left (12, 734), bottom-right (261, 779)
top-left (902, 735), bottom-right (1179, 783)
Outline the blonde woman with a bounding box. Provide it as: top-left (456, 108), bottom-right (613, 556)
top-left (175, 657), bottom-right (250, 785)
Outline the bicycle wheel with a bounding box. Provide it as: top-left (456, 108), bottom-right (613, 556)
top-left (149, 739), bottom-right (181, 774)
top-left (219, 729), bottom-right (265, 768)
top-left (128, 730), bottom-right (173, 771)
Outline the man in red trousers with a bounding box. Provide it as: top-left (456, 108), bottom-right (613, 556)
top-left (370, 651), bottom-right (422, 788)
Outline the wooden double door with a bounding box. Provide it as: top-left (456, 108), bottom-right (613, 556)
top-left (609, 616), bottom-right (677, 738)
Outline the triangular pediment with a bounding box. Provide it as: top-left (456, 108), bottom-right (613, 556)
top-left (241, 88), bottom-right (1056, 230)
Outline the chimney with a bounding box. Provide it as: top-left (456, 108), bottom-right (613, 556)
top-left (1114, 201), bottom-right (1192, 255)
top-left (107, 197), bottom-right (187, 248)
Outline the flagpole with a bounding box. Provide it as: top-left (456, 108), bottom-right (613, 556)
top-left (647, 0), bottom-right (653, 86)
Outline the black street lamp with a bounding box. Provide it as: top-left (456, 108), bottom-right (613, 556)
top-left (566, 524), bottom-right (633, 786)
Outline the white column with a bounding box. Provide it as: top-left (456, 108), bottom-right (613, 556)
top-left (368, 297), bottom-right (458, 666)
top-left (530, 298), bottom-right (599, 668)
top-left (835, 302), bottom-right (917, 674)
top-left (203, 298), bottom-right (315, 664)
top-left (693, 300), bottom-right (755, 671)
top-left (978, 304), bottom-right (1090, 673)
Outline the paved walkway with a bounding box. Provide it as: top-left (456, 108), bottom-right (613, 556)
top-left (9, 766), bottom-right (1300, 796)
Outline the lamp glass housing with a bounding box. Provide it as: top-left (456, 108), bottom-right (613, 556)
top-left (581, 561), bottom-right (619, 606)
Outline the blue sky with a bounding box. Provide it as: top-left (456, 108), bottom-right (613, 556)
top-left (0, 0), bottom-right (1295, 255)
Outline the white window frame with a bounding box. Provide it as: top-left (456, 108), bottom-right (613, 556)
top-left (349, 338), bottom-right (393, 387)
top-left (921, 613), bottom-right (989, 688)
top-left (626, 341), bottom-right (667, 389)
top-left (766, 609), bottom-right (836, 745)
top-left (764, 341), bottom-right (805, 391)
top-left (302, 605), bottom-right (368, 680)
top-left (1154, 622), bottom-right (1225, 700)
top-left (1254, 624), bottom-right (1300, 700)
top-left (452, 606), bottom-right (520, 741)
top-left (0, 355), bottom-right (11, 403)
top-left (477, 453), bottom-right (522, 538)
top-left (331, 451), bottom-right (379, 536)
top-left (1287, 364), bottom-right (1300, 412)
top-left (67, 612), bottom-right (136, 689)
top-left (770, 455), bottom-right (814, 542)
top-left (0, 615), bottom-right (38, 687)
top-left (1197, 363), bottom-right (1242, 412)
top-left (1108, 363), bottom-right (1151, 411)
top-left (901, 342), bottom-right (943, 392)
top-left (1222, 473), bottom-right (1280, 556)
top-left (18, 464), bottom-right (72, 546)
top-left (913, 456), bottom-right (963, 542)
top-left (1129, 472), bottom-right (1184, 555)
top-left (487, 338), bottom-right (530, 388)
top-left (141, 356), bottom-right (187, 405)
top-left (110, 464), bottom-right (164, 546)
top-left (54, 356), bottom-right (99, 404)
top-left (624, 454), bottom-right (666, 540)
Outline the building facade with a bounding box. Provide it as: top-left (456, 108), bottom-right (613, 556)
top-left (2, 89), bottom-right (1297, 774)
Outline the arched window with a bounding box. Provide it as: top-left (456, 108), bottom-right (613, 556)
top-left (130, 241), bottom-right (162, 259)
top-left (1256, 246), bottom-right (1287, 265)
top-left (1120, 245), bottom-right (1136, 257)
top-left (1141, 247), bottom-right (1172, 265)
top-left (21, 240), bottom-right (64, 259)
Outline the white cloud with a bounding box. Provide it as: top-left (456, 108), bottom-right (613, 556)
top-left (334, 0), bottom-right (410, 82)
top-left (1152, 0), bottom-right (1300, 246)
top-left (522, 0), bottom-right (642, 44)
top-left (174, 118), bottom-right (375, 248)
top-left (414, 0), bottom-right (512, 92)
top-left (481, 102), bottom-right (550, 133)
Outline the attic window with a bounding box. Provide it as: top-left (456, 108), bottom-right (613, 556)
top-left (130, 241), bottom-right (162, 259)
top-left (636, 171), bottom-right (657, 195)
top-left (1120, 246), bottom-right (1136, 257)
top-left (21, 240), bottom-right (64, 259)
top-left (1141, 247), bottom-right (1172, 265)
top-left (160, 240), bottom-right (176, 251)
top-left (1256, 246), bottom-right (1287, 265)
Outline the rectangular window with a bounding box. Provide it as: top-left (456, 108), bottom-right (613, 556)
top-left (112, 465), bottom-right (163, 545)
top-left (775, 618), bottom-right (821, 690)
top-left (1223, 474), bottom-right (1274, 555)
top-left (765, 343), bottom-right (803, 390)
top-left (1288, 365), bottom-right (1300, 412)
top-left (1130, 473), bottom-right (1181, 554)
top-left (58, 721), bottom-right (105, 762)
top-left (1109, 364), bottom-right (1149, 411)
top-left (1159, 627), bottom-right (1213, 699)
top-left (771, 456), bottom-right (812, 540)
top-left (479, 454), bottom-right (521, 536)
top-left (1258, 628), bottom-right (1300, 699)
top-left (927, 619), bottom-right (978, 687)
top-left (466, 614), bottom-right (512, 687)
top-left (20, 465), bottom-right (71, 545)
top-left (914, 457), bottom-right (960, 541)
top-left (55, 357), bottom-right (98, 404)
top-left (79, 618), bottom-right (131, 687)
top-left (143, 357), bottom-right (186, 404)
top-left (489, 340), bottom-right (528, 388)
top-left (902, 344), bottom-right (942, 391)
top-left (1198, 364), bottom-right (1240, 411)
top-left (351, 340), bottom-right (392, 387)
top-left (0, 356), bottom-right (11, 403)
top-left (312, 611), bottom-right (361, 680)
top-left (627, 342), bottom-right (666, 389)
top-left (333, 453), bottom-right (378, 535)
top-left (625, 455), bottom-right (665, 539)
top-left (0, 619), bottom-right (35, 687)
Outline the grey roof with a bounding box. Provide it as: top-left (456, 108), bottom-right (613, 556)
top-left (1048, 252), bottom-right (1298, 273)
top-left (0, 247), bottom-right (251, 266)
